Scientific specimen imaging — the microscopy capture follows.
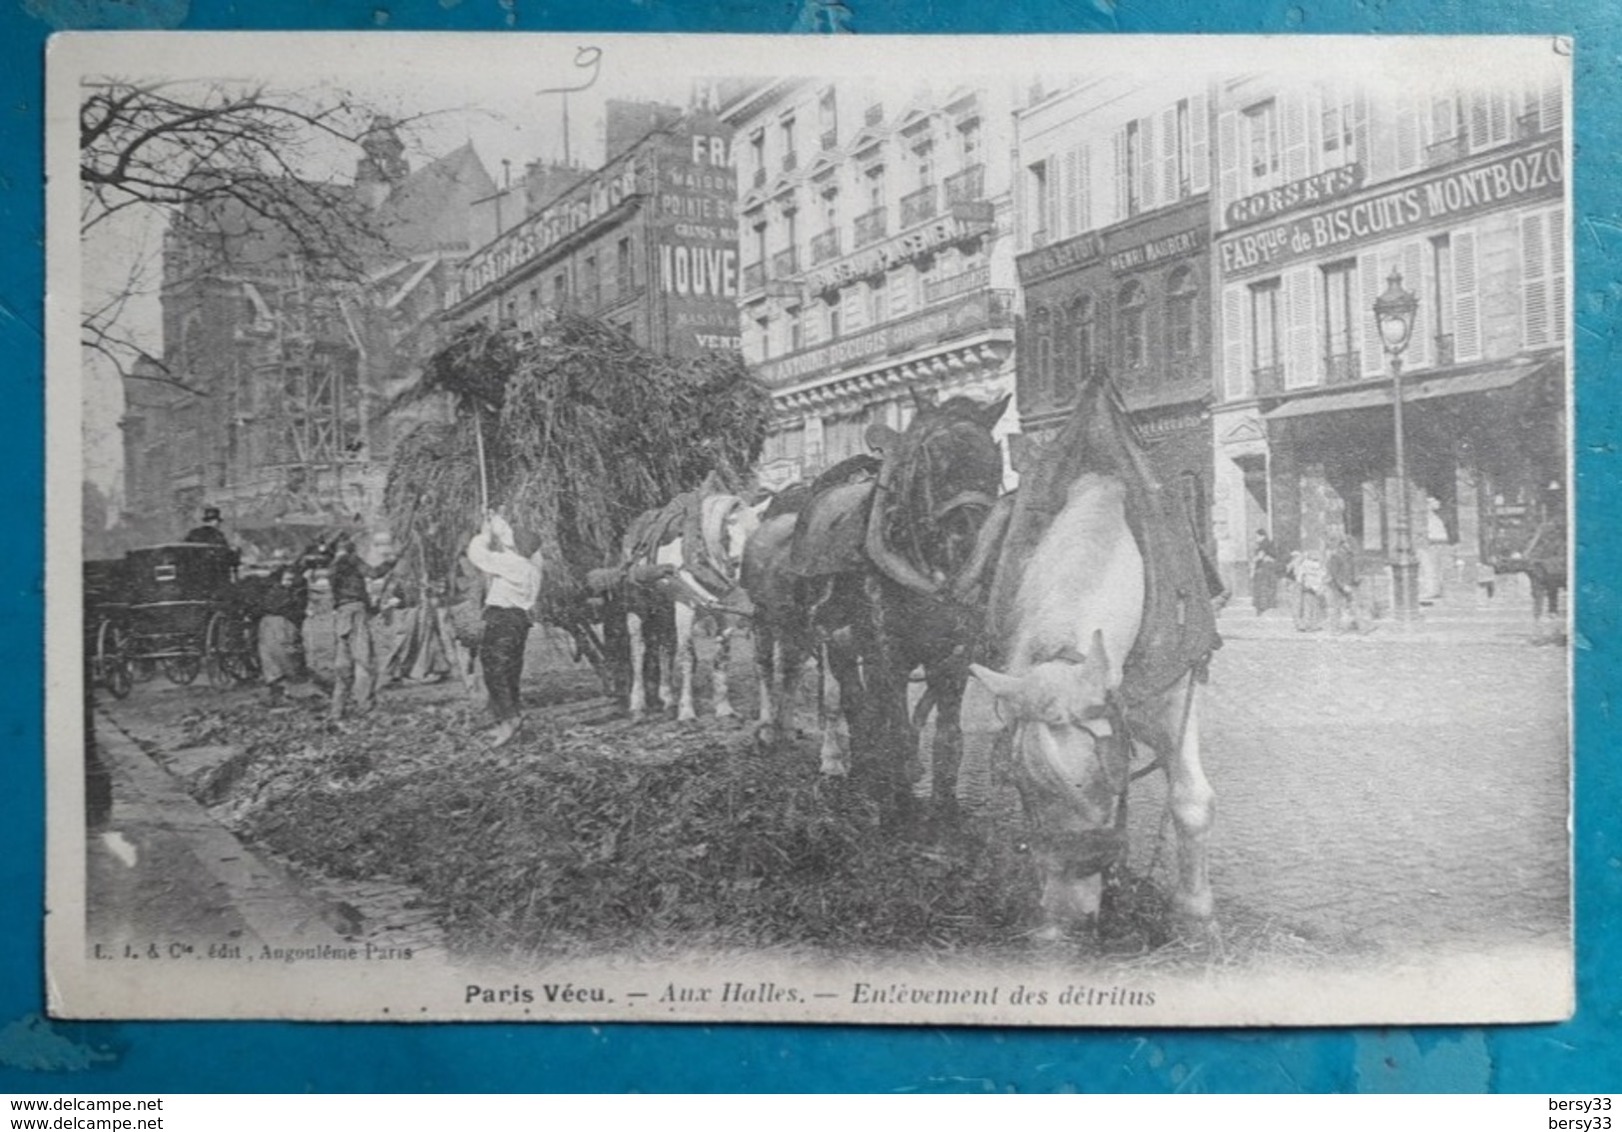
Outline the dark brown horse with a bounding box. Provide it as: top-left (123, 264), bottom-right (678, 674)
top-left (743, 393), bottom-right (1011, 828)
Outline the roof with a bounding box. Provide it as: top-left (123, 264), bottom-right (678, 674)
top-left (377, 143), bottom-right (498, 256)
top-left (1262, 357), bottom-right (1558, 423)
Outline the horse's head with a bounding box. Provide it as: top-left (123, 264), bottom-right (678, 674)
top-left (865, 392), bottom-right (1011, 593)
top-left (970, 628), bottom-right (1133, 934)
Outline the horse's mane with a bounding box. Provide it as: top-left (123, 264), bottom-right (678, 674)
top-left (882, 399), bottom-right (1002, 568)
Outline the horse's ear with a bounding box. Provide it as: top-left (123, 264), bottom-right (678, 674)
top-left (976, 392), bottom-right (1013, 432)
top-left (866, 422), bottom-right (902, 455)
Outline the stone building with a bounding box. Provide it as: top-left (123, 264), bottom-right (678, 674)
top-left (1010, 76), bottom-right (1217, 539)
top-left (1208, 72), bottom-right (1566, 607)
top-left (439, 102), bottom-right (739, 359)
top-left (123, 121), bottom-right (499, 547)
top-left (719, 80), bottom-right (1020, 490)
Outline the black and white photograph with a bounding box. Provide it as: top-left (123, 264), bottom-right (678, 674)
top-left (46, 33), bottom-right (1571, 1024)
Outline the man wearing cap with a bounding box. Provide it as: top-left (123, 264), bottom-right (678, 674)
top-left (185, 506), bottom-right (231, 548)
top-left (327, 533), bottom-right (397, 723)
top-left (466, 512), bottom-right (541, 747)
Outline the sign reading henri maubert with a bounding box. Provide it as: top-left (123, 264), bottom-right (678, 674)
top-left (1218, 139), bottom-right (1563, 280)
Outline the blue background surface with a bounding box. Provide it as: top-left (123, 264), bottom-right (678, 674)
top-left (2, 0), bottom-right (1616, 1093)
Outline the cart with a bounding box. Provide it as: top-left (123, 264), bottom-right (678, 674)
top-left (91, 543), bottom-right (262, 698)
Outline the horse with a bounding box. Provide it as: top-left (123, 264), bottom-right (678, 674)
top-left (967, 373), bottom-right (1220, 940)
top-left (743, 393), bottom-right (1011, 828)
top-left (623, 489), bottom-right (761, 722)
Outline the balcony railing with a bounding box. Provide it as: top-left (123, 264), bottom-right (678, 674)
top-left (923, 264), bottom-right (989, 305)
top-left (783, 151), bottom-right (798, 172)
top-left (855, 207), bottom-right (888, 247)
top-left (1323, 351), bottom-right (1361, 386)
top-left (742, 261), bottom-right (765, 293)
top-left (820, 128), bottom-right (838, 151)
top-left (772, 246), bottom-right (799, 278)
top-left (1434, 333), bottom-right (1456, 366)
top-left (1253, 363), bottom-right (1285, 396)
top-left (810, 229), bottom-right (841, 266)
top-left (900, 185), bottom-right (938, 229)
top-left (943, 164), bottom-right (985, 206)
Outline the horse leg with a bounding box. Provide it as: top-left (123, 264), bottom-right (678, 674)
top-left (1158, 675), bottom-right (1215, 922)
top-left (859, 574), bottom-right (915, 827)
top-left (655, 605), bottom-right (676, 715)
top-left (754, 621), bottom-right (777, 735)
top-left (626, 607), bottom-right (648, 718)
top-left (924, 662), bottom-right (966, 831)
top-left (819, 638), bottom-right (855, 777)
top-left (712, 618), bottom-right (737, 719)
top-left (674, 601), bottom-right (698, 722)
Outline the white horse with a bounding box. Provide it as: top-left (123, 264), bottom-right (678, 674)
top-left (627, 493), bottom-right (760, 722)
top-left (968, 472), bottom-right (1214, 939)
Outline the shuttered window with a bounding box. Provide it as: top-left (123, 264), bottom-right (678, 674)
top-left (1453, 227), bottom-right (1481, 362)
top-left (1222, 285), bottom-right (1247, 399)
top-left (1521, 205), bottom-right (1567, 350)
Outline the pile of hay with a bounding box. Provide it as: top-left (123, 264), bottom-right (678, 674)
top-left (183, 702), bottom-right (1039, 960)
top-left (385, 316), bottom-right (772, 588)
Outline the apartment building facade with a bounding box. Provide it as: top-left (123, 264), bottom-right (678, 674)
top-left (720, 80), bottom-right (1020, 489)
top-left (1011, 77), bottom-right (1217, 541)
top-left (1209, 73), bottom-right (1567, 601)
top-left (441, 105), bottom-right (740, 358)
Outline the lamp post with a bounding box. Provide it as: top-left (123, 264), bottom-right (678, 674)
top-left (1374, 267), bottom-right (1420, 619)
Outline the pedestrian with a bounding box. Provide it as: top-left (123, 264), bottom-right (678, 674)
top-left (258, 550), bottom-right (306, 705)
top-left (326, 533), bottom-right (397, 724)
top-left (1290, 549), bottom-right (1326, 632)
top-left (1251, 528), bottom-right (1280, 616)
top-left (466, 511), bottom-right (541, 748)
top-left (184, 505), bottom-right (231, 548)
top-left (1326, 533), bottom-right (1362, 634)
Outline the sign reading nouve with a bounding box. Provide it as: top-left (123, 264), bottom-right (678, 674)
top-left (758, 291), bottom-right (998, 386)
top-left (1218, 141), bottom-right (1563, 279)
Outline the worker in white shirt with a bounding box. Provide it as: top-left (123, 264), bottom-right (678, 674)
top-left (465, 511), bottom-right (542, 747)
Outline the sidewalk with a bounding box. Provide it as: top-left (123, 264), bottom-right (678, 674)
top-left (1218, 591), bottom-right (1565, 646)
top-left (88, 709), bottom-right (355, 956)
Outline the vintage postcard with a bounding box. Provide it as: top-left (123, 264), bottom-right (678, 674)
top-left (46, 32), bottom-right (1572, 1024)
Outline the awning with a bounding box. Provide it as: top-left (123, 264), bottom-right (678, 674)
top-left (1263, 357), bottom-right (1558, 422)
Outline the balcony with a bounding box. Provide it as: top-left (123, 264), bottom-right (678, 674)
top-left (742, 261), bottom-right (765, 294)
top-left (943, 164), bottom-right (985, 206)
top-left (1434, 333), bottom-right (1456, 366)
top-left (810, 229), bottom-right (841, 266)
top-left (1253, 364), bottom-right (1285, 396)
top-left (771, 246), bottom-right (799, 278)
top-left (923, 264), bottom-right (989, 305)
top-left (783, 150), bottom-right (798, 173)
top-left (854, 207), bottom-right (888, 248)
top-left (820, 128), bottom-right (838, 152)
top-left (1323, 351), bottom-right (1362, 386)
top-left (900, 185), bottom-right (938, 229)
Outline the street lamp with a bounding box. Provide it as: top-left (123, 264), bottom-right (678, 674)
top-left (1374, 267), bottom-right (1420, 619)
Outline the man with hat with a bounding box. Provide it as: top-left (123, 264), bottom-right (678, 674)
top-left (326, 532), bottom-right (397, 723)
top-left (185, 506), bottom-right (231, 548)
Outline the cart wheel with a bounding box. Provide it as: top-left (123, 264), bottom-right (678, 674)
top-left (163, 655), bottom-right (201, 686)
top-left (204, 612), bottom-right (234, 689)
top-left (96, 620), bottom-right (131, 700)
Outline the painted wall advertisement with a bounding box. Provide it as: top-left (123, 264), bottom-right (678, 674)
top-left (654, 126), bottom-right (743, 353)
